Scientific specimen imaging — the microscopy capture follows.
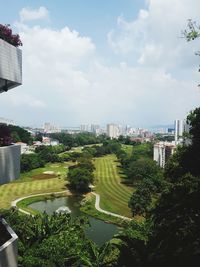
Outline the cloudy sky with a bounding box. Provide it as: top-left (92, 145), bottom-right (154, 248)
top-left (0, 0), bottom-right (200, 127)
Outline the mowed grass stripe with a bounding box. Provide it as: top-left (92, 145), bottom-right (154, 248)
top-left (107, 162), bottom-right (131, 198)
top-left (94, 154), bottom-right (133, 217)
top-left (98, 158), bottom-right (129, 198)
top-left (0, 178), bottom-right (66, 209)
top-left (100, 172), bottom-right (130, 204)
top-left (100, 157), bottom-right (132, 202)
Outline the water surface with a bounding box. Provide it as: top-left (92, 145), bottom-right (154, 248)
top-left (28, 195), bottom-right (118, 246)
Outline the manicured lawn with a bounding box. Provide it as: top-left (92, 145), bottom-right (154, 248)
top-left (94, 154), bottom-right (134, 218)
top-left (0, 162), bottom-right (71, 209)
top-left (122, 144), bottom-right (133, 156)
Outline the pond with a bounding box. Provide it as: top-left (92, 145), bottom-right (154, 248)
top-left (28, 195), bottom-right (119, 246)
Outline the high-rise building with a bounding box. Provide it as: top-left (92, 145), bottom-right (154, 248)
top-left (154, 141), bottom-right (176, 168)
top-left (91, 124), bottom-right (100, 134)
top-left (43, 123), bottom-right (60, 133)
top-left (174, 120), bottom-right (184, 143)
top-left (107, 124), bottom-right (119, 139)
top-left (80, 124), bottom-right (90, 132)
top-left (174, 119), bottom-right (190, 144)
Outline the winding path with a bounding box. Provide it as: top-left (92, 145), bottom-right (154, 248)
top-left (91, 192), bottom-right (132, 221)
top-left (11, 190), bottom-right (69, 215)
top-left (11, 190), bottom-right (132, 221)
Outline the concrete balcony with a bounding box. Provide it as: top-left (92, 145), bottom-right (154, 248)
top-left (0, 219), bottom-right (18, 267)
top-left (0, 145), bottom-right (20, 185)
top-left (0, 39), bottom-right (22, 93)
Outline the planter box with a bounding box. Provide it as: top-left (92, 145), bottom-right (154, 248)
top-left (0, 219), bottom-right (18, 267)
top-left (0, 145), bottom-right (20, 185)
top-left (0, 39), bottom-right (22, 93)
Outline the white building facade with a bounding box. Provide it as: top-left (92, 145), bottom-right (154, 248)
top-left (107, 124), bottom-right (119, 139)
top-left (154, 141), bottom-right (176, 168)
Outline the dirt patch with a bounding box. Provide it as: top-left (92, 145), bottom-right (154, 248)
top-left (31, 174), bottom-right (57, 180)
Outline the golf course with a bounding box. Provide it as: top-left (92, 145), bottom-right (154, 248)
top-left (94, 154), bottom-right (133, 218)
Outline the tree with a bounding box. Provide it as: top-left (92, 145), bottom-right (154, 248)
top-left (165, 107), bottom-right (200, 180)
top-left (148, 174), bottom-right (200, 266)
top-left (128, 158), bottom-right (161, 183)
top-left (68, 167), bottom-right (94, 192)
top-left (147, 106), bottom-right (200, 265)
top-left (9, 125), bottom-right (32, 144)
top-left (1, 210), bottom-right (105, 267)
top-left (21, 154), bottom-right (44, 172)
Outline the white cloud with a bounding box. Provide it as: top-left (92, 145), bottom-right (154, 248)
top-left (1, 3), bottom-right (199, 127)
top-left (20, 6), bottom-right (49, 22)
top-left (108, 0), bottom-right (200, 70)
top-left (2, 91), bottom-right (46, 108)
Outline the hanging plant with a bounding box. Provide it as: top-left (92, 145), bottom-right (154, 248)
top-left (0, 24), bottom-right (22, 47)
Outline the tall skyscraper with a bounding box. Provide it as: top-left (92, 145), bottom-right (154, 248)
top-left (107, 124), bottom-right (119, 139)
top-left (174, 119), bottom-right (184, 143)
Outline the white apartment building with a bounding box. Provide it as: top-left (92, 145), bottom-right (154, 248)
top-left (107, 124), bottom-right (119, 139)
top-left (174, 119), bottom-right (190, 144)
top-left (80, 124), bottom-right (90, 132)
top-left (174, 120), bottom-right (184, 143)
top-left (154, 141), bottom-right (176, 168)
top-left (44, 122), bottom-right (60, 133)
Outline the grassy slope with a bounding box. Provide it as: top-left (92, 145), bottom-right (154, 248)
top-left (121, 144), bottom-right (133, 156)
top-left (94, 154), bottom-right (133, 218)
top-left (0, 162), bottom-right (70, 209)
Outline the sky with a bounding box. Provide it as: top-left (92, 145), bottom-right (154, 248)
top-left (0, 0), bottom-right (200, 128)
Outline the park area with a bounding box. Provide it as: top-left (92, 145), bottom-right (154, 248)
top-left (94, 154), bottom-right (133, 218)
top-left (0, 151), bottom-right (134, 219)
top-left (0, 162), bottom-right (72, 209)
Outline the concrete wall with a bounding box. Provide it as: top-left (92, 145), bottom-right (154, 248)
top-left (0, 145), bottom-right (20, 185)
top-left (0, 39), bottom-right (22, 92)
top-left (0, 219), bottom-right (18, 267)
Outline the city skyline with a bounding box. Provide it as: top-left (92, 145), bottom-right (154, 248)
top-left (0, 0), bottom-right (199, 126)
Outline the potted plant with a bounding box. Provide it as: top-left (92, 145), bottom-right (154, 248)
top-left (0, 24), bottom-right (22, 47)
top-left (0, 24), bottom-right (22, 93)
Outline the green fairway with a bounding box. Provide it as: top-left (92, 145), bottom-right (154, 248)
top-left (94, 154), bottom-right (133, 218)
top-left (0, 162), bottom-right (70, 209)
top-left (122, 144), bottom-right (133, 156)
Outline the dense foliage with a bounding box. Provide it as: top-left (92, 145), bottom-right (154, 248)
top-left (35, 145), bottom-right (66, 163)
top-left (20, 145), bottom-right (67, 172)
top-left (0, 124), bottom-right (32, 145)
top-left (1, 210), bottom-right (103, 267)
top-left (67, 154), bottom-right (95, 192)
top-left (0, 123), bottom-right (12, 146)
top-left (113, 107), bottom-right (200, 266)
top-left (9, 125), bottom-right (33, 144)
top-left (50, 132), bottom-right (106, 148)
top-left (20, 154), bottom-right (45, 172)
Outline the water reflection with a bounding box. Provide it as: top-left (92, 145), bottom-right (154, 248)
top-left (28, 196), bottom-right (118, 246)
